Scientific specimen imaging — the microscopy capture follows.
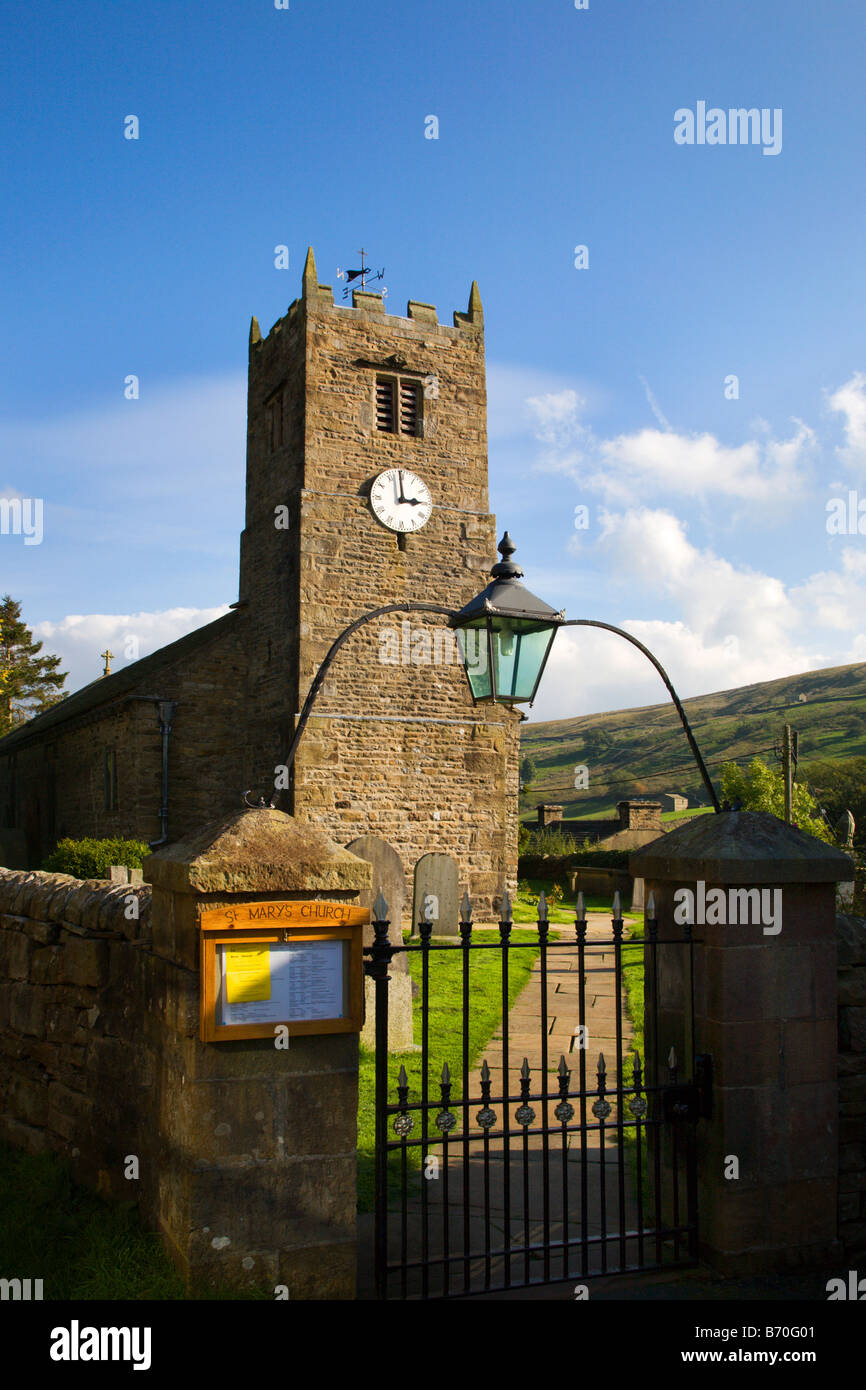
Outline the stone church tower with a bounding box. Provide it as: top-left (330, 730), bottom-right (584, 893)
top-left (240, 250), bottom-right (519, 916)
top-left (0, 251), bottom-right (519, 918)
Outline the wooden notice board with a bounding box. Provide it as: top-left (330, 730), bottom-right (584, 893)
top-left (199, 900), bottom-right (369, 1042)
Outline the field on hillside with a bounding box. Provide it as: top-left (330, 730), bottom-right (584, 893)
top-left (519, 660), bottom-right (866, 820)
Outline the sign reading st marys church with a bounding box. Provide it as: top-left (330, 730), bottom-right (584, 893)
top-left (198, 900), bottom-right (367, 1041)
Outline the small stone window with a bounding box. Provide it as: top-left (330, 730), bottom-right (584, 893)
top-left (376, 375), bottom-right (421, 437)
top-left (104, 749), bottom-right (118, 812)
top-left (265, 388), bottom-right (284, 452)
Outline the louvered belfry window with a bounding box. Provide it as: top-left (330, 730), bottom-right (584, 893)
top-left (399, 379), bottom-right (420, 436)
top-left (376, 375), bottom-right (421, 436)
top-left (376, 377), bottom-right (396, 432)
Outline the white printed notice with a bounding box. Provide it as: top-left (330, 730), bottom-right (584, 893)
top-left (219, 940), bottom-right (344, 1026)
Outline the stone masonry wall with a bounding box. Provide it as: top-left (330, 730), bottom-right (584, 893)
top-left (241, 264), bottom-right (521, 918)
top-left (0, 867), bottom-right (155, 1202)
top-left (1, 613), bottom-right (249, 866)
top-left (0, 839), bottom-right (363, 1297)
top-left (837, 912), bottom-right (866, 1258)
top-left (617, 800), bottom-right (662, 830)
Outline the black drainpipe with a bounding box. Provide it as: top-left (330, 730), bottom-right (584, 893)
top-left (124, 696), bottom-right (177, 848)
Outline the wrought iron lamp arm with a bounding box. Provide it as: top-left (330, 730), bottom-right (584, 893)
top-left (244, 602), bottom-right (457, 808)
top-left (562, 619), bottom-right (720, 813)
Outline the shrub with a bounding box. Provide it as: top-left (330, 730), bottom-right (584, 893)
top-left (42, 837), bottom-right (151, 879)
top-left (720, 757), bottom-right (832, 843)
top-left (525, 826), bottom-right (578, 857)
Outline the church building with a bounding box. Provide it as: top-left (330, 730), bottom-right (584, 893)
top-left (0, 252), bottom-right (520, 918)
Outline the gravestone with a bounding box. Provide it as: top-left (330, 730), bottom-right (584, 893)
top-left (346, 834), bottom-right (413, 1050)
top-left (412, 852), bottom-right (459, 937)
top-left (345, 835), bottom-right (408, 961)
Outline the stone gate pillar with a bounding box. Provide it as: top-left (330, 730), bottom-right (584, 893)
top-left (144, 806), bottom-right (371, 1296)
top-left (631, 810), bottom-right (854, 1276)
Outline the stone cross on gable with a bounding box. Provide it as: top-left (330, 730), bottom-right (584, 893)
top-left (100, 648), bottom-right (114, 677)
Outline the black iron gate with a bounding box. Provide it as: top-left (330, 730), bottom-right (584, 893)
top-left (363, 892), bottom-right (711, 1300)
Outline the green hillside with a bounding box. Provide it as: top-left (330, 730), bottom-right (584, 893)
top-left (519, 660), bottom-right (866, 822)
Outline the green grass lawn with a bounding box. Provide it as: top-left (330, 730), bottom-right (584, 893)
top-left (357, 881), bottom-right (648, 1210)
top-left (0, 1143), bottom-right (192, 1300)
top-left (514, 876), bottom-right (642, 924)
top-left (357, 926), bottom-right (548, 1210)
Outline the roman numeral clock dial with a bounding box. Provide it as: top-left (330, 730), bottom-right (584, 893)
top-left (370, 468), bottom-right (432, 533)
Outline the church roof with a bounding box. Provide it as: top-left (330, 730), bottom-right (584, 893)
top-left (0, 609), bottom-right (240, 753)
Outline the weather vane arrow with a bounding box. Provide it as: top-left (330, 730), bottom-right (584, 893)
top-left (336, 247), bottom-right (386, 299)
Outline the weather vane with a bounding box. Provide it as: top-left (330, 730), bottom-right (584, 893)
top-left (336, 248), bottom-right (387, 300)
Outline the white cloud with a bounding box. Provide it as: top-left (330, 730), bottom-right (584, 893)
top-left (638, 376), bottom-right (672, 432)
top-left (529, 506), bottom-right (866, 721)
top-left (486, 364), bottom-right (606, 441)
top-left (827, 371), bottom-right (866, 476)
top-left (526, 388), bottom-right (812, 505)
top-left (35, 606), bottom-right (232, 696)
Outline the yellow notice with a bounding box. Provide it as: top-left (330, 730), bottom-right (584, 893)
top-left (225, 946), bottom-right (271, 1004)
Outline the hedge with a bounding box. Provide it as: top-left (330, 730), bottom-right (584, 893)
top-left (42, 837), bottom-right (151, 879)
top-left (518, 846), bottom-right (632, 879)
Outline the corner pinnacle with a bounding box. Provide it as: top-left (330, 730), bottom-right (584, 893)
top-left (454, 279), bottom-right (484, 329)
top-left (249, 315), bottom-right (262, 347)
top-left (302, 246), bottom-right (318, 296)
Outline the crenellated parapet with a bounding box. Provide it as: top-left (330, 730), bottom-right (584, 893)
top-left (249, 246), bottom-right (483, 358)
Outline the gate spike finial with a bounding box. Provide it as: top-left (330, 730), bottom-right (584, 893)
top-left (668, 1046), bottom-right (678, 1070)
top-left (598, 1052), bottom-right (606, 1074)
top-left (373, 888), bottom-right (389, 921)
top-left (646, 890), bottom-right (656, 917)
top-left (398, 1064), bottom-right (408, 1087)
top-left (612, 889), bottom-right (621, 917)
top-left (460, 889), bottom-right (472, 923)
top-left (441, 1061), bottom-right (451, 1084)
top-left (481, 1059), bottom-right (490, 1082)
top-left (520, 1057), bottom-right (530, 1079)
top-left (537, 888), bottom-right (548, 922)
top-left (558, 1055), bottom-right (568, 1076)
top-left (576, 890), bottom-right (585, 921)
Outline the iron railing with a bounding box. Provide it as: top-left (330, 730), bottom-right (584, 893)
top-left (364, 894), bottom-right (710, 1299)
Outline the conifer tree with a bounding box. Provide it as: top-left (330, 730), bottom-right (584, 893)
top-left (0, 595), bottom-right (67, 735)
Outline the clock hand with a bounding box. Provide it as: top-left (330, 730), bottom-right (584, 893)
top-left (397, 471), bottom-right (408, 504)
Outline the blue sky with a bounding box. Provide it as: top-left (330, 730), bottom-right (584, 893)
top-left (2, 0), bottom-right (866, 720)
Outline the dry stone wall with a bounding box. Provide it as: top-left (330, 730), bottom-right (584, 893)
top-left (837, 912), bottom-right (866, 1257)
top-left (0, 866), bottom-right (156, 1202)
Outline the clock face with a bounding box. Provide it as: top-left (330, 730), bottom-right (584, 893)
top-left (370, 469), bottom-right (432, 533)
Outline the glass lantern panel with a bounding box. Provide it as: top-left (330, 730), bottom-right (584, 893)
top-left (455, 623), bottom-right (492, 700)
top-left (495, 624), bottom-right (555, 702)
